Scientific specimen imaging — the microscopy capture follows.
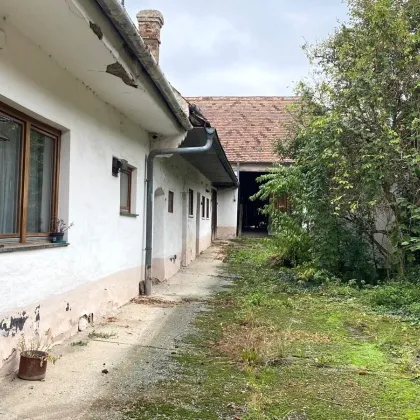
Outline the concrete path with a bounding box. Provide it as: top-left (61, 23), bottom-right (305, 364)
top-left (0, 243), bottom-right (229, 420)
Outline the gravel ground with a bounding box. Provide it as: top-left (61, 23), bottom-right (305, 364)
top-left (0, 243), bottom-right (228, 420)
top-left (87, 301), bottom-right (206, 420)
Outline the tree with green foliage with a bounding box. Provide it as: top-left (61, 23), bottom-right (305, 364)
top-left (255, 0), bottom-right (420, 281)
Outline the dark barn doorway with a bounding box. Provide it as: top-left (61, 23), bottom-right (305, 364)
top-left (239, 172), bottom-right (269, 234)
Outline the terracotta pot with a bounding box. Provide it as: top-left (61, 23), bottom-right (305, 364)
top-left (18, 351), bottom-right (48, 381)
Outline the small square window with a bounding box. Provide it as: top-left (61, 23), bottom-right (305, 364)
top-left (206, 198), bottom-right (210, 219)
top-left (168, 191), bottom-right (174, 213)
top-left (188, 189), bottom-right (194, 216)
top-left (120, 168), bottom-right (132, 213)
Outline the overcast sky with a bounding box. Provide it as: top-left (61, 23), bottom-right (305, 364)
top-left (125, 1), bottom-right (348, 96)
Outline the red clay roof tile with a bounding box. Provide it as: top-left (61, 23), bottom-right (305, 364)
top-left (186, 96), bottom-right (298, 163)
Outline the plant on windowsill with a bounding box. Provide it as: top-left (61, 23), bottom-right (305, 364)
top-left (49, 218), bottom-right (73, 244)
top-left (17, 329), bottom-right (60, 381)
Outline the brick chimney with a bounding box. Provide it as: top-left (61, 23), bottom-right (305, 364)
top-left (136, 10), bottom-right (164, 64)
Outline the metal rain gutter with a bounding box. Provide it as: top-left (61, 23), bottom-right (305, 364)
top-left (95, 0), bottom-right (193, 132)
top-left (212, 133), bottom-right (239, 187)
top-left (142, 127), bottom-right (215, 295)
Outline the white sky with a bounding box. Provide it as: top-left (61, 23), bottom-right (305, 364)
top-left (124, 0), bottom-right (349, 96)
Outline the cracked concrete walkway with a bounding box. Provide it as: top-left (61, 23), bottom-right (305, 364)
top-left (0, 243), bottom-right (229, 420)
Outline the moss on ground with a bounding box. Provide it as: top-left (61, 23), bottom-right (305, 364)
top-left (124, 238), bottom-right (420, 419)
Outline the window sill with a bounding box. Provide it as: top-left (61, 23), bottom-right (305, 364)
top-left (0, 242), bottom-right (69, 254)
top-left (188, 215), bottom-right (194, 218)
top-left (120, 212), bottom-right (139, 218)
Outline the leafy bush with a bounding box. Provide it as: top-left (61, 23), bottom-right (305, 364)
top-left (254, 0), bottom-right (420, 281)
top-left (268, 222), bottom-right (311, 268)
top-left (244, 292), bottom-right (267, 307)
top-left (364, 284), bottom-right (420, 316)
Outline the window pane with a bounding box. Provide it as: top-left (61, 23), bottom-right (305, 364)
top-left (27, 130), bottom-right (54, 233)
top-left (120, 171), bottom-right (129, 210)
top-left (188, 189), bottom-right (193, 215)
top-left (168, 191), bottom-right (174, 213)
top-left (0, 115), bottom-right (22, 234)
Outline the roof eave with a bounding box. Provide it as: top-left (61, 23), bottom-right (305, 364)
top-left (181, 127), bottom-right (238, 188)
top-left (188, 105), bottom-right (238, 187)
top-left (212, 130), bottom-right (239, 187)
top-left (95, 0), bottom-right (192, 132)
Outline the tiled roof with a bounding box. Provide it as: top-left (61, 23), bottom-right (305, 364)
top-left (186, 96), bottom-right (298, 163)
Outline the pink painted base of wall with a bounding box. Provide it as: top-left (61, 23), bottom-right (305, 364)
top-left (165, 257), bottom-right (181, 279)
top-left (198, 233), bottom-right (212, 255)
top-left (152, 253), bottom-right (181, 281)
top-left (217, 226), bottom-right (237, 240)
top-left (152, 233), bottom-right (211, 281)
top-left (152, 257), bottom-right (166, 281)
top-left (0, 265), bottom-right (141, 374)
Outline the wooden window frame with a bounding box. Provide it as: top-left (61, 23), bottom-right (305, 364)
top-left (168, 191), bottom-right (174, 213)
top-left (120, 167), bottom-right (133, 214)
top-left (188, 189), bottom-right (194, 216)
top-left (0, 102), bottom-right (61, 243)
top-left (206, 198), bottom-right (210, 219)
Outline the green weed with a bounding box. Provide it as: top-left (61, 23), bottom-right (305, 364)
top-left (88, 331), bottom-right (117, 339)
top-left (71, 340), bottom-right (88, 347)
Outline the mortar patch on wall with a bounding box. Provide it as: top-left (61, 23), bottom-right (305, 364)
top-left (0, 311), bottom-right (29, 337)
top-left (106, 62), bottom-right (138, 88)
top-left (78, 313), bottom-right (94, 332)
top-left (35, 305), bottom-right (40, 323)
top-left (89, 21), bottom-right (103, 40)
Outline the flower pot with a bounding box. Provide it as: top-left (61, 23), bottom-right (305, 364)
top-left (49, 232), bottom-right (65, 243)
top-left (18, 351), bottom-right (48, 381)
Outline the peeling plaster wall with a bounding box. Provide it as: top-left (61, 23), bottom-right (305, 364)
top-left (0, 0), bottom-right (182, 135)
top-left (217, 188), bottom-right (238, 239)
top-left (152, 155), bottom-right (213, 280)
top-left (0, 18), bottom-right (152, 368)
top-left (0, 266), bottom-right (140, 374)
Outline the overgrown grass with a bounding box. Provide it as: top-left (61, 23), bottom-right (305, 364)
top-left (124, 238), bottom-right (420, 419)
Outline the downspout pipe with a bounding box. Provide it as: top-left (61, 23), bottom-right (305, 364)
top-left (143, 127), bottom-right (215, 295)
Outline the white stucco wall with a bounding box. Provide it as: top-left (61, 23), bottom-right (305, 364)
top-left (0, 18), bottom-right (155, 367)
top-left (0, 19), bottom-right (151, 310)
top-left (152, 155), bottom-right (213, 280)
top-left (0, 15), bottom-right (222, 371)
top-left (217, 188), bottom-right (238, 239)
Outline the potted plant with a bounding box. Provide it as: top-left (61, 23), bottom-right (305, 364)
top-left (49, 218), bottom-right (73, 243)
top-left (17, 329), bottom-right (59, 381)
